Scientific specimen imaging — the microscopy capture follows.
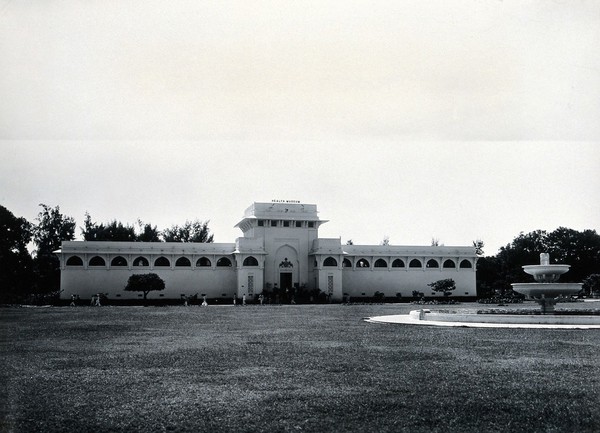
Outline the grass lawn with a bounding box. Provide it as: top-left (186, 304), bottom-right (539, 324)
top-left (2, 303), bottom-right (600, 432)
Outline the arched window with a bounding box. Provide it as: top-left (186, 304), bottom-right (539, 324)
top-left (357, 258), bottom-right (370, 268)
top-left (342, 258), bottom-right (352, 268)
top-left (409, 259), bottom-right (422, 268)
top-left (217, 257), bottom-right (232, 267)
top-left (66, 256), bottom-right (83, 266)
top-left (374, 259), bottom-right (388, 268)
top-left (196, 257), bottom-right (211, 267)
top-left (243, 256), bottom-right (258, 266)
top-left (323, 257), bottom-right (337, 267)
top-left (89, 256), bottom-right (106, 266)
top-left (133, 256), bottom-right (149, 267)
top-left (111, 256), bottom-right (127, 267)
top-left (443, 259), bottom-right (456, 268)
top-left (392, 259), bottom-right (405, 268)
top-left (460, 259), bottom-right (472, 269)
top-left (426, 259), bottom-right (439, 268)
top-left (154, 256), bottom-right (170, 267)
top-left (175, 257), bottom-right (191, 267)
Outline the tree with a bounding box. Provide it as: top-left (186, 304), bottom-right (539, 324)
top-left (475, 228), bottom-right (600, 297)
top-left (0, 206), bottom-right (34, 302)
top-left (34, 204), bottom-right (76, 257)
top-left (81, 213), bottom-right (136, 241)
top-left (473, 239), bottom-right (485, 256)
top-left (346, 239), bottom-right (354, 245)
top-left (81, 212), bottom-right (96, 240)
top-left (100, 220), bottom-right (136, 241)
top-left (381, 236), bottom-right (390, 246)
top-left (428, 278), bottom-right (456, 297)
top-left (124, 273), bottom-right (165, 299)
top-left (545, 227), bottom-right (600, 283)
top-left (582, 274), bottom-right (600, 297)
top-left (135, 219), bottom-right (161, 242)
top-left (33, 204), bottom-right (75, 294)
top-left (162, 219), bottom-right (214, 243)
top-left (475, 255), bottom-right (503, 298)
top-left (492, 230), bottom-right (549, 294)
top-left (83, 214), bottom-right (161, 242)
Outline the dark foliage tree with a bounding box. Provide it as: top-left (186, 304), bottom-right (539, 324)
top-left (82, 214), bottom-right (161, 242)
top-left (135, 219), bottom-right (161, 242)
top-left (545, 227), bottom-right (600, 283)
top-left (428, 278), bottom-right (456, 297)
top-left (33, 204), bottom-right (76, 294)
top-left (0, 206), bottom-right (34, 302)
top-left (34, 204), bottom-right (76, 256)
top-left (162, 219), bottom-right (214, 243)
top-left (473, 239), bottom-right (485, 256)
top-left (101, 220), bottom-right (136, 241)
top-left (124, 273), bottom-right (165, 299)
top-left (582, 274), bottom-right (600, 296)
top-left (475, 256), bottom-right (503, 298)
top-left (476, 228), bottom-right (600, 297)
top-left (81, 212), bottom-right (94, 240)
top-left (81, 213), bottom-right (136, 241)
top-left (490, 229), bottom-right (550, 295)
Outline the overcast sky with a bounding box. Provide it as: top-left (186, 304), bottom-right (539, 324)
top-left (1, 1), bottom-right (599, 255)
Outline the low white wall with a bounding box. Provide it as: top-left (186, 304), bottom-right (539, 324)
top-left (341, 268), bottom-right (476, 298)
top-left (61, 268), bottom-right (237, 301)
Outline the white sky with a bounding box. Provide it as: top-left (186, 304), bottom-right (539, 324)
top-left (1, 1), bottom-right (599, 255)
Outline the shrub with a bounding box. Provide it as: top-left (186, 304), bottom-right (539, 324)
top-left (428, 278), bottom-right (456, 297)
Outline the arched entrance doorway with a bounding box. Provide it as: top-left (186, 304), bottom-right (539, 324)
top-left (279, 257), bottom-right (294, 290)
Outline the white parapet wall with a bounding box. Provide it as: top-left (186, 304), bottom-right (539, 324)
top-left (60, 266), bottom-right (237, 301)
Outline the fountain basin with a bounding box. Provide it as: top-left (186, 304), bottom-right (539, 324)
top-left (366, 309), bottom-right (600, 328)
top-left (415, 309), bottom-right (598, 325)
top-left (522, 264), bottom-right (570, 282)
top-left (512, 282), bottom-right (582, 298)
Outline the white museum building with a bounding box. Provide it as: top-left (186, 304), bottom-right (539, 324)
top-left (56, 201), bottom-right (478, 302)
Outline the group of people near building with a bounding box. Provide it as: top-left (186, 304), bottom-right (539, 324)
top-left (232, 294), bottom-right (265, 305)
top-left (69, 294), bottom-right (102, 306)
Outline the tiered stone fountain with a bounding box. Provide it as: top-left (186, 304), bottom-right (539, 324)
top-left (366, 252), bottom-right (599, 328)
top-left (511, 253), bottom-right (582, 314)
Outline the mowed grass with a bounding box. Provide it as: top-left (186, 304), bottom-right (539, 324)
top-left (2, 304), bottom-right (600, 433)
